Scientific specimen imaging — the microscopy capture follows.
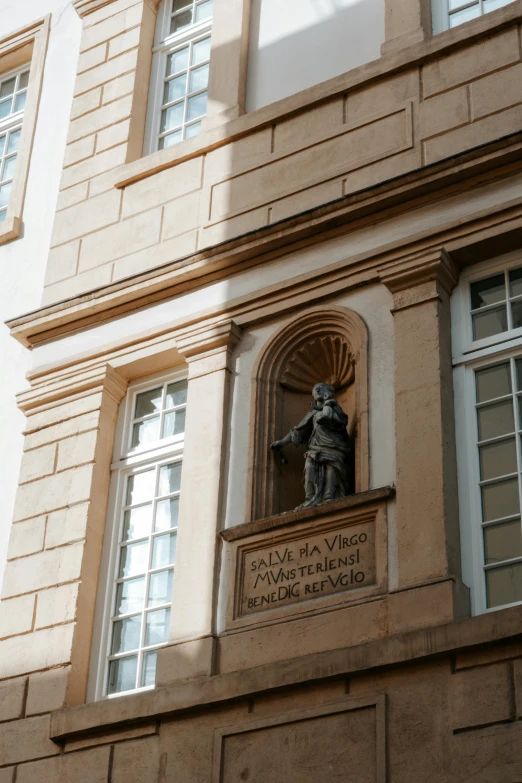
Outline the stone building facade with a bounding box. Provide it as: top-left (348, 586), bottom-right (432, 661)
top-left (1, 0), bottom-right (522, 779)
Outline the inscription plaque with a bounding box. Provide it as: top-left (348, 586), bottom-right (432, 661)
top-left (239, 518), bottom-right (375, 616)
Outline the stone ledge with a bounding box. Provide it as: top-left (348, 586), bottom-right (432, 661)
top-left (220, 487), bottom-right (395, 542)
top-left (8, 133), bottom-right (522, 350)
top-left (50, 603), bottom-right (522, 743)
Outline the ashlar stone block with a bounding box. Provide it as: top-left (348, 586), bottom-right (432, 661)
top-left (0, 677), bottom-right (26, 721)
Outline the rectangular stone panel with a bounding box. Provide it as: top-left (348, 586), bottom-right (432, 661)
top-left (239, 518), bottom-right (375, 617)
top-left (214, 696), bottom-right (385, 783)
top-left (209, 105), bottom-right (412, 223)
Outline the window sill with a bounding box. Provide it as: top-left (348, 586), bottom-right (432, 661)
top-left (50, 602), bottom-right (522, 744)
top-left (0, 215), bottom-right (21, 245)
top-left (114, 0), bottom-right (522, 192)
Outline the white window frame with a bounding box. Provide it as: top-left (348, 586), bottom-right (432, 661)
top-left (453, 249), bottom-right (522, 616)
top-left (0, 63), bottom-right (30, 224)
top-left (432, 0), bottom-right (515, 34)
top-left (143, 0), bottom-right (213, 155)
top-left (88, 368), bottom-right (188, 702)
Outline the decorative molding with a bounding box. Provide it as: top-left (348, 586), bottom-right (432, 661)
top-left (281, 334), bottom-right (355, 392)
top-left (73, 0), bottom-right (119, 18)
top-left (8, 135), bottom-right (522, 349)
top-left (17, 363), bottom-right (127, 415)
top-left (176, 320), bottom-right (242, 361)
top-left (379, 248), bottom-right (459, 296)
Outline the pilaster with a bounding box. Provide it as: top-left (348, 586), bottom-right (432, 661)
top-left (380, 250), bottom-right (470, 626)
top-left (380, 0), bottom-right (431, 55)
top-left (156, 320), bottom-right (241, 685)
top-left (203, 0), bottom-right (251, 129)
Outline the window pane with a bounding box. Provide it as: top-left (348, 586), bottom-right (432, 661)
top-left (115, 577), bottom-right (145, 615)
top-left (148, 569), bottom-right (174, 606)
top-left (18, 71), bottom-right (29, 90)
top-left (132, 416), bottom-right (161, 448)
top-left (111, 615), bottom-right (142, 654)
top-left (145, 607), bottom-right (171, 646)
top-left (161, 102), bottom-right (184, 133)
top-left (166, 47), bottom-right (189, 76)
top-left (189, 64), bottom-right (209, 93)
top-left (484, 0), bottom-right (515, 11)
top-left (0, 135), bottom-right (5, 156)
top-left (126, 470), bottom-right (155, 506)
top-left (484, 520), bottom-right (522, 565)
top-left (187, 91), bottom-right (207, 121)
top-left (192, 37), bottom-right (211, 65)
top-left (477, 400), bottom-right (514, 441)
top-left (163, 409), bottom-right (186, 438)
top-left (155, 497), bottom-right (180, 531)
top-left (472, 306), bottom-right (507, 340)
top-left (0, 209), bottom-right (6, 223)
top-left (152, 532), bottom-right (177, 569)
top-left (481, 478), bottom-right (520, 522)
top-left (170, 9), bottom-right (193, 33)
top-left (123, 504), bottom-right (153, 540)
top-left (0, 182), bottom-right (11, 209)
top-left (185, 121), bottom-right (201, 139)
top-left (141, 650), bottom-right (157, 687)
top-left (195, 0), bottom-right (213, 22)
top-left (511, 301), bottom-right (522, 330)
top-left (159, 130), bottom-right (182, 149)
top-left (509, 267), bottom-right (522, 298)
top-left (479, 438), bottom-right (517, 480)
top-left (119, 540), bottom-right (149, 578)
top-left (166, 380), bottom-right (188, 407)
top-left (0, 77), bottom-right (15, 98)
top-left (476, 363), bottom-right (511, 403)
top-left (449, 4), bottom-right (481, 26)
top-left (108, 656), bottom-right (137, 694)
top-left (7, 129), bottom-right (21, 154)
top-left (14, 92), bottom-right (26, 113)
top-left (135, 387), bottom-right (162, 418)
top-left (2, 155), bottom-right (17, 181)
top-left (159, 462), bottom-right (182, 495)
top-left (0, 99), bottom-right (12, 121)
top-left (163, 73), bottom-right (187, 105)
top-left (471, 274), bottom-right (506, 309)
top-left (173, 0), bottom-right (191, 10)
top-left (486, 562), bottom-right (522, 608)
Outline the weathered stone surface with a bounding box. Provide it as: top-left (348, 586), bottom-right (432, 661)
top-left (0, 677), bottom-right (26, 722)
top-left (0, 715), bottom-right (59, 766)
top-left (16, 746), bottom-right (111, 783)
top-left (26, 667), bottom-right (70, 715)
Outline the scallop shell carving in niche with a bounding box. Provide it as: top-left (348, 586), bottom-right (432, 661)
top-left (281, 335), bottom-right (355, 393)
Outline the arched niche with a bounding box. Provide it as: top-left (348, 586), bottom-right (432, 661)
top-left (247, 306), bottom-right (369, 521)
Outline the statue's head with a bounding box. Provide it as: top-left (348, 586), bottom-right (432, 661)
top-left (312, 382), bottom-right (336, 404)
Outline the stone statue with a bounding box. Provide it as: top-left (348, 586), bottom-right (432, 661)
top-left (270, 382), bottom-right (354, 510)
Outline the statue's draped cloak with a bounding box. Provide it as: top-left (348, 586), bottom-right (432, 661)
top-left (290, 403), bottom-right (352, 496)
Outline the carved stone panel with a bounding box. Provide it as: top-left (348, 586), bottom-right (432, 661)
top-left (222, 488), bottom-right (391, 631)
top-left (213, 695), bottom-right (386, 783)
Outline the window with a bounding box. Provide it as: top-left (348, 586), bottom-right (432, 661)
top-left (432, 0), bottom-right (514, 33)
top-left (453, 251), bottom-right (522, 615)
top-left (0, 65), bottom-right (30, 223)
top-left (144, 0), bottom-right (213, 153)
top-left (93, 373), bottom-right (188, 698)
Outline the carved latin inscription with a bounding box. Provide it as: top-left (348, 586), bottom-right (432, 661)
top-left (239, 518), bottom-right (375, 616)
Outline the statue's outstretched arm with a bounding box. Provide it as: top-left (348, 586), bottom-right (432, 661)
top-left (270, 431), bottom-right (293, 452)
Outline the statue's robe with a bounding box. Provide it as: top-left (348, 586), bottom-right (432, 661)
top-left (290, 402), bottom-right (353, 498)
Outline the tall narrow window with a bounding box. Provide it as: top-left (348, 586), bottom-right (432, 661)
top-left (453, 253), bottom-right (522, 615)
top-left (95, 373), bottom-right (188, 698)
top-left (145, 0), bottom-right (213, 153)
top-left (0, 65), bottom-right (30, 223)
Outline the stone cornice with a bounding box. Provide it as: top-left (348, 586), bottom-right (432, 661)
top-left (73, 0), bottom-right (114, 18)
top-left (176, 320), bottom-right (242, 361)
top-left (50, 602), bottom-right (522, 742)
top-left (379, 248), bottom-right (459, 295)
top-left (8, 136), bottom-right (522, 351)
top-left (17, 363), bottom-right (127, 415)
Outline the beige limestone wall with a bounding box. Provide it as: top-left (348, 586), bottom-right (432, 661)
top-left (40, 7), bottom-right (522, 306)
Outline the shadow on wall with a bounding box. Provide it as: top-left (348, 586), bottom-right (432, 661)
top-left (246, 0), bottom-right (385, 111)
